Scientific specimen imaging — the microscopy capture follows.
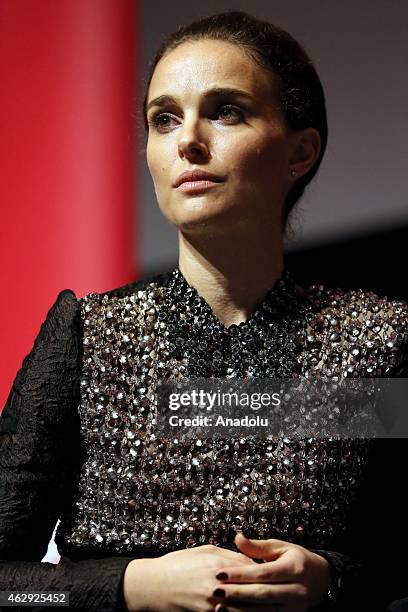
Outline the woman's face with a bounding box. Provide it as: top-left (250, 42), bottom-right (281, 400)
top-left (146, 39), bottom-right (296, 235)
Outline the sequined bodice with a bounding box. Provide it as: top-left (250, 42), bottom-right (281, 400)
top-left (55, 268), bottom-right (408, 558)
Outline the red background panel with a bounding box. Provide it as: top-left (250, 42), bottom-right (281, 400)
top-left (0, 0), bottom-right (140, 408)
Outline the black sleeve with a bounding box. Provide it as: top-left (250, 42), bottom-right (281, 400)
top-left (0, 290), bottom-right (134, 611)
top-left (310, 438), bottom-right (408, 611)
top-left (310, 336), bottom-right (408, 612)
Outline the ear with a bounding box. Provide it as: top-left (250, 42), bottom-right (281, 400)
top-left (287, 128), bottom-right (321, 180)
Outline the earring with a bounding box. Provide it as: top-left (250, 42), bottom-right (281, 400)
top-left (290, 168), bottom-right (298, 178)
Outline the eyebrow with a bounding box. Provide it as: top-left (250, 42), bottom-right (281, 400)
top-left (146, 87), bottom-right (254, 113)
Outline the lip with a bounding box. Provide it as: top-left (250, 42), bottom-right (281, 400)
top-left (174, 169), bottom-right (225, 188)
top-left (176, 180), bottom-right (223, 194)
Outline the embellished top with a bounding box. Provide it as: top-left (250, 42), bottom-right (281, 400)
top-left (1, 268), bottom-right (407, 611)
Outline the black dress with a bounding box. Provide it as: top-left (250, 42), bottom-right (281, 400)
top-left (1, 268), bottom-right (407, 611)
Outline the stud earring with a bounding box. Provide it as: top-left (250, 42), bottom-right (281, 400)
top-left (290, 168), bottom-right (298, 178)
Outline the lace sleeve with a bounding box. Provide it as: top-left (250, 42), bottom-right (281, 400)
top-left (0, 290), bottom-right (134, 611)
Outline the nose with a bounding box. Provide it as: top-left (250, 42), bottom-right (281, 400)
top-left (177, 116), bottom-right (210, 161)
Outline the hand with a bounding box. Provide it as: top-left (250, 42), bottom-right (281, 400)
top-left (123, 543), bottom-right (258, 612)
top-left (212, 532), bottom-right (332, 612)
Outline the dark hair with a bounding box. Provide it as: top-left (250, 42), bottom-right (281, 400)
top-left (142, 10), bottom-right (328, 231)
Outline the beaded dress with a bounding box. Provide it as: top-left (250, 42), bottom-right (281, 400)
top-left (1, 267), bottom-right (407, 611)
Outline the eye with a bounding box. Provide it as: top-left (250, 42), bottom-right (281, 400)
top-left (217, 104), bottom-right (245, 123)
top-left (148, 104), bottom-right (245, 132)
top-left (148, 112), bottom-right (179, 132)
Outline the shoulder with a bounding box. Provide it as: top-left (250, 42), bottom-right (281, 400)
top-left (302, 280), bottom-right (408, 330)
top-left (2, 288), bottom-right (83, 417)
top-left (301, 279), bottom-right (408, 376)
top-left (44, 288), bottom-right (81, 332)
top-left (77, 270), bottom-right (172, 312)
top-left (17, 289), bottom-right (82, 357)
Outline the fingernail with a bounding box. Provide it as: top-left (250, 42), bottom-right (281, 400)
top-left (218, 607), bottom-right (228, 612)
top-left (213, 588), bottom-right (226, 598)
top-left (216, 572), bottom-right (228, 580)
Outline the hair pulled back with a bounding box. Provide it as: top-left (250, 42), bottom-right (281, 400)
top-left (143, 11), bottom-right (328, 229)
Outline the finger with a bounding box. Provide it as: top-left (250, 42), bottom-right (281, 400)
top-left (215, 604), bottom-right (306, 612)
top-left (215, 605), bottom-right (272, 612)
top-left (236, 553), bottom-right (259, 565)
top-left (234, 533), bottom-right (287, 560)
top-left (212, 582), bottom-right (305, 606)
top-left (215, 559), bottom-right (297, 583)
top-left (217, 549), bottom-right (259, 565)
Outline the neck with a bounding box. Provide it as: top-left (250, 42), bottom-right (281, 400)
top-left (177, 228), bottom-right (284, 328)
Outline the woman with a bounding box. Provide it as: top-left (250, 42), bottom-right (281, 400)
top-left (1, 10), bottom-right (407, 612)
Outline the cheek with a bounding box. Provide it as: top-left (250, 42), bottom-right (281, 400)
top-left (146, 139), bottom-right (171, 190)
top-left (219, 132), bottom-right (287, 182)
top-left (146, 143), bottom-right (157, 183)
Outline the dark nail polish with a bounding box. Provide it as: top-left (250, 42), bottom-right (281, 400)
top-left (216, 572), bottom-right (228, 580)
top-left (218, 607), bottom-right (228, 612)
top-left (213, 588), bottom-right (226, 598)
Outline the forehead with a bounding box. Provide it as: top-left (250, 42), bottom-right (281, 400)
top-left (148, 39), bottom-right (275, 101)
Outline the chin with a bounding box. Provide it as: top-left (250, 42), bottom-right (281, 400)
top-left (159, 195), bottom-right (241, 233)
top-left (173, 216), bottom-right (218, 233)
top-left (176, 195), bottom-right (235, 216)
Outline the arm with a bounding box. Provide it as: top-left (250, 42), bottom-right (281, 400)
top-left (0, 289), bottom-right (134, 611)
top-left (309, 330), bottom-right (408, 611)
top-left (309, 437), bottom-right (408, 611)
top-left (309, 337), bottom-right (408, 611)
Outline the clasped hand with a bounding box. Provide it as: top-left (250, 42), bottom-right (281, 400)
top-left (123, 531), bottom-right (331, 612)
top-left (212, 532), bottom-right (331, 611)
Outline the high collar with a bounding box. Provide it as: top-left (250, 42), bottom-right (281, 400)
top-left (163, 266), bottom-right (304, 335)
